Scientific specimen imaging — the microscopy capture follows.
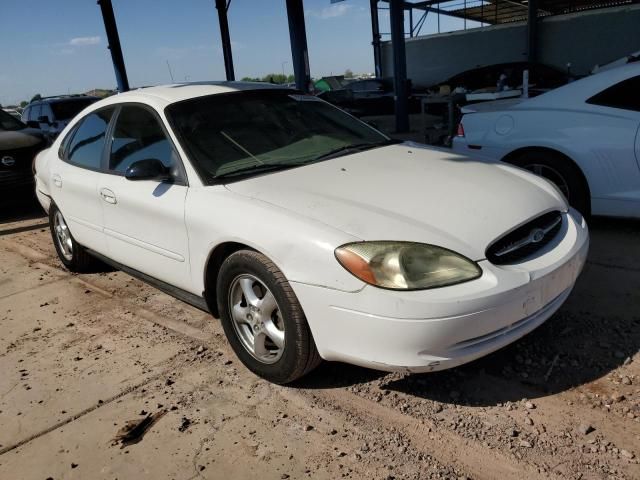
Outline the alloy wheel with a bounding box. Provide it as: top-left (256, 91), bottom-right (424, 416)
top-left (54, 211), bottom-right (73, 261)
top-left (228, 274), bottom-right (285, 364)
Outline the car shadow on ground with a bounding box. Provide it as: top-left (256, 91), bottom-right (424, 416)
top-left (0, 193), bottom-right (46, 224)
top-left (297, 216), bottom-right (640, 406)
top-left (0, 193), bottom-right (116, 274)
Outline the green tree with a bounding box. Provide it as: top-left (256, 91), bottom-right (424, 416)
top-left (287, 74), bottom-right (295, 83)
top-left (261, 73), bottom-right (287, 84)
top-left (20, 101), bottom-right (28, 108)
top-left (30, 93), bottom-right (42, 103)
top-left (344, 69), bottom-right (354, 79)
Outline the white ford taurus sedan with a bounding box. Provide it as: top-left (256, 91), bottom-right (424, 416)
top-left (34, 82), bottom-right (589, 383)
top-left (453, 63), bottom-right (640, 219)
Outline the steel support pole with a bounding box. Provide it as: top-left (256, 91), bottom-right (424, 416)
top-left (409, 7), bottom-right (414, 37)
top-left (370, 0), bottom-right (383, 78)
top-left (97, 0), bottom-right (129, 92)
top-left (215, 0), bottom-right (235, 81)
top-left (389, 0), bottom-right (409, 133)
top-left (286, 0), bottom-right (311, 93)
top-left (527, 0), bottom-right (538, 63)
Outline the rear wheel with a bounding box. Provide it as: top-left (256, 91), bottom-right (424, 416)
top-left (49, 204), bottom-right (98, 272)
top-left (217, 250), bottom-right (321, 384)
top-left (507, 151), bottom-right (591, 218)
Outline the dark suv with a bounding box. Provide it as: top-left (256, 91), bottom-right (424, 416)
top-left (0, 109), bottom-right (48, 198)
top-left (22, 95), bottom-right (98, 139)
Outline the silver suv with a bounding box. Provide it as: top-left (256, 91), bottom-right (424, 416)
top-left (22, 95), bottom-right (98, 139)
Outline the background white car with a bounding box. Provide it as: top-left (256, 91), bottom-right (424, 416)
top-left (34, 83), bottom-right (588, 384)
top-left (453, 63), bottom-right (640, 219)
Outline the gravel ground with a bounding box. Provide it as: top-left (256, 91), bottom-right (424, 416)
top-left (0, 198), bottom-right (638, 480)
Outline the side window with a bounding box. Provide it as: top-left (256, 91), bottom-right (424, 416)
top-left (587, 76), bottom-right (640, 112)
top-left (29, 105), bottom-right (41, 121)
top-left (58, 124), bottom-right (78, 159)
top-left (66, 108), bottom-right (114, 169)
top-left (40, 104), bottom-right (54, 122)
top-left (109, 105), bottom-right (181, 179)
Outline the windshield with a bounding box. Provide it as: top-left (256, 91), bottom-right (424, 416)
top-left (0, 109), bottom-right (26, 131)
top-left (50, 98), bottom-right (96, 121)
top-left (165, 90), bottom-right (389, 182)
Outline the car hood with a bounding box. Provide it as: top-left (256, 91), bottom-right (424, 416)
top-left (0, 129), bottom-right (45, 150)
top-left (225, 144), bottom-right (567, 260)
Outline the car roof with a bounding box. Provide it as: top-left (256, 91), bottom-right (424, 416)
top-left (28, 96), bottom-right (98, 106)
top-left (46, 96), bottom-right (98, 103)
top-left (105, 81), bottom-right (287, 105)
top-left (523, 62), bottom-right (640, 108)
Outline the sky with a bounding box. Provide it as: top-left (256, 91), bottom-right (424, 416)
top-left (0, 0), bottom-right (474, 106)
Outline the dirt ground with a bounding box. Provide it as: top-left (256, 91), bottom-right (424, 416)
top-left (0, 197), bottom-right (639, 480)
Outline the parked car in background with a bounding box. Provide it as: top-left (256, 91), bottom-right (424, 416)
top-left (453, 63), bottom-right (640, 219)
top-left (317, 77), bottom-right (421, 116)
top-left (0, 109), bottom-right (48, 198)
top-left (2, 108), bottom-right (23, 120)
top-left (437, 62), bottom-right (570, 95)
top-left (22, 95), bottom-right (98, 139)
top-left (34, 82), bottom-right (588, 384)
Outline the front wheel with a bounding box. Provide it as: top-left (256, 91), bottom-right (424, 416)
top-left (216, 250), bottom-right (321, 384)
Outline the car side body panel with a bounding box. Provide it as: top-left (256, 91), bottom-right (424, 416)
top-left (453, 67), bottom-right (640, 219)
top-left (184, 186), bottom-right (366, 297)
top-left (457, 108), bottom-right (640, 199)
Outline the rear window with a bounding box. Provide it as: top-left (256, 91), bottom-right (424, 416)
top-left (586, 75), bottom-right (640, 112)
top-left (66, 108), bottom-right (114, 169)
top-left (0, 109), bottom-right (26, 131)
top-left (50, 98), bottom-right (97, 121)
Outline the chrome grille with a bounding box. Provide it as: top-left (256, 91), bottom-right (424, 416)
top-left (487, 211), bottom-right (562, 265)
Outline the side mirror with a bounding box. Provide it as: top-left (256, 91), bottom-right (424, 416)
top-left (38, 115), bottom-right (51, 125)
top-left (26, 120), bottom-right (40, 128)
top-left (125, 159), bottom-right (170, 182)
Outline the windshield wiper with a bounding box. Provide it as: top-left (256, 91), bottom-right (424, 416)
top-left (312, 138), bottom-right (402, 162)
top-left (213, 139), bottom-right (402, 181)
top-left (214, 163), bottom-right (297, 180)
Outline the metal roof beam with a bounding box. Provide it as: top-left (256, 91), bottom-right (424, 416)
top-left (97, 0), bottom-right (130, 92)
top-left (286, 0), bottom-right (311, 93)
top-left (215, 0), bottom-right (235, 81)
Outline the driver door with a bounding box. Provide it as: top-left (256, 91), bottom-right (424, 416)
top-left (99, 104), bottom-right (192, 291)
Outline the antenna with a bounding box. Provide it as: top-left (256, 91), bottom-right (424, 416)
top-left (166, 60), bottom-right (175, 83)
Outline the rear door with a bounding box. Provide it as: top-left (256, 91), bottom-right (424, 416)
top-left (99, 104), bottom-right (191, 290)
top-left (50, 107), bottom-right (115, 254)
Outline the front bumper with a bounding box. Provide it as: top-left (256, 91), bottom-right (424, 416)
top-left (0, 170), bottom-right (34, 193)
top-left (292, 208), bottom-right (589, 373)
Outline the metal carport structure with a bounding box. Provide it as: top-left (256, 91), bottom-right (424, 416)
top-left (97, 0), bottom-right (640, 134)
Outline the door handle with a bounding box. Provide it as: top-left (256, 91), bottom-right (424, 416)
top-left (52, 174), bottom-right (62, 188)
top-left (100, 188), bottom-right (117, 204)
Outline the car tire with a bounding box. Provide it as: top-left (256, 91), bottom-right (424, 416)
top-left (49, 204), bottom-right (98, 272)
top-left (508, 151), bottom-right (591, 218)
top-left (217, 250), bottom-right (321, 384)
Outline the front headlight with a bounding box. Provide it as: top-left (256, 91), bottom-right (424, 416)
top-left (335, 241), bottom-right (481, 290)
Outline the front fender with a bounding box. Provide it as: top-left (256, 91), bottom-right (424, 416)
top-left (185, 187), bottom-right (366, 296)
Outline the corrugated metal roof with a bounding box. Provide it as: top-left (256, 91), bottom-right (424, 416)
top-left (430, 0), bottom-right (640, 24)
